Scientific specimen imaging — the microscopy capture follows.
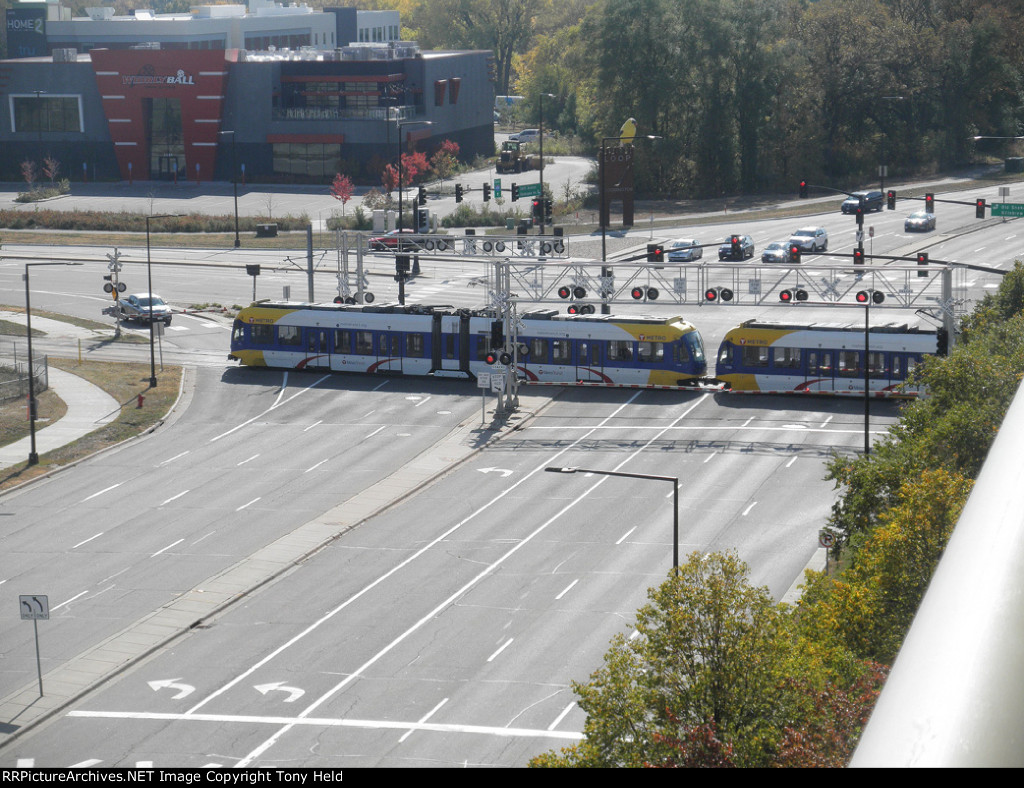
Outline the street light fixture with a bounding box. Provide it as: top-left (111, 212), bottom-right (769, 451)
top-left (218, 130), bottom-right (241, 248)
top-left (396, 119), bottom-right (432, 233)
top-left (600, 133), bottom-right (661, 314)
top-left (24, 261), bottom-right (82, 466)
top-left (538, 92), bottom-right (556, 235)
top-left (145, 214), bottom-right (183, 387)
top-left (545, 466), bottom-right (680, 572)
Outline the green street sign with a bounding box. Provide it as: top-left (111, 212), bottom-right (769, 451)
top-left (517, 183), bottom-right (543, 198)
top-left (991, 202), bottom-right (1024, 218)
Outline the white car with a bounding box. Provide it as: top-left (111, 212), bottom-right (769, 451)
top-left (789, 226), bottom-right (829, 253)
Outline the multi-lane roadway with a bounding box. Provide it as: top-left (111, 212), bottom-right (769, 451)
top-left (0, 179), bottom-right (1019, 767)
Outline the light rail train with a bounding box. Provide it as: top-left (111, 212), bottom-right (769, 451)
top-left (229, 301), bottom-right (708, 387)
top-left (714, 319), bottom-right (938, 397)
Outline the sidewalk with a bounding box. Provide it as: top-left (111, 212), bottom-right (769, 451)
top-left (0, 313), bottom-right (119, 470)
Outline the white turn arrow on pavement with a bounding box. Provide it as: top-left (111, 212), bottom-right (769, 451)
top-left (477, 467), bottom-right (513, 477)
top-left (254, 682), bottom-right (305, 703)
top-left (147, 678), bottom-right (195, 699)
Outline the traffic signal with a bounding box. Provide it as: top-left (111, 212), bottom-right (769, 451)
top-left (511, 183), bottom-right (519, 202)
top-left (484, 350), bottom-right (499, 365)
top-left (976, 198), bottom-right (986, 219)
top-left (483, 183), bottom-right (491, 202)
top-left (418, 185), bottom-right (426, 205)
top-left (631, 286), bottom-right (659, 301)
top-left (532, 198), bottom-right (542, 221)
top-left (789, 244), bottom-right (801, 265)
top-left (490, 319), bottom-right (504, 350)
top-left (544, 197), bottom-right (553, 223)
top-left (395, 255), bottom-right (410, 276)
top-left (853, 247), bottom-right (865, 265)
top-left (799, 180), bottom-right (808, 198)
top-left (779, 289), bottom-right (793, 303)
top-left (887, 190), bottom-right (896, 210)
top-left (455, 184), bottom-right (463, 203)
top-left (937, 327), bottom-right (949, 356)
top-left (925, 193), bottom-right (934, 213)
top-left (856, 290), bottom-right (885, 304)
top-left (704, 287), bottom-right (734, 302)
top-left (855, 206), bottom-right (865, 226)
top-left (917, 251), bottom-right (929, 277)
top-left (647, 243), bottom-right (664, 263)
top-left (730, 236), bottom-right (742, 257)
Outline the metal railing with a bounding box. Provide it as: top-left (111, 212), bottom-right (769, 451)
top-left (0, 339), bottom-right (48, 404)
top-left (850, 377), bottom-right (1024, 767)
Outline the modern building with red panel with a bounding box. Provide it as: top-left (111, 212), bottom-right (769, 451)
top-left (0, 8), bottom-right (493, 184)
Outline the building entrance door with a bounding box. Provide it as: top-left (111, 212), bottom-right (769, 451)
top-left (146, 98), bottom-right (184, 180)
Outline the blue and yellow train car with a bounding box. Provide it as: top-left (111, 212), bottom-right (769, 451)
top-left (715, 319), bottom-right (937, 397)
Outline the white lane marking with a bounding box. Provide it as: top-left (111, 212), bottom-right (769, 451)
top-left (160, 451), bottom-right (190, 466)
top-left (303, 420), bottom-right (322, 432)
top-left (742, 502), bottom-right (758, 516)
top-left (786, 457), bottom-right (798, 468)
top-left (548, 703), bottom-right (576, 732)
top-left (210, 374), bottom-right (330, 443)
top-left (236, 498), bottom-right (261, 511)
top-left (305, 459), bottom-right (329, 474)
top-left (195, 393), bottom-right (710, 765)
top-left (398, 697), bottom-right (448, 744)
top-left (487, 638), bottom-right (514, 662)
top-left (67, 710), bottom-right (582, 741)
top-left (616, 526), bottom-right (637, 544)
top-left (82, 483), bottom-right (122, 502)
top-left (151, 539), bottom-right (183, 558)
top-left (73, 533), bottom-right (104, 549)
top-left (704, 451), bottom-right (718, 463)
top-left (52, 590), bottom-right (88, 612)
top-left (555, 580), bottom-right (578, 600)
top-left (819, 415), bottom-right (834, 429)
top-left (237, 454), bottom-right (260, 466)
top-left (365, 426), bottom-right (385, 439)
top-left (160, 490), bottom-right (190, 506)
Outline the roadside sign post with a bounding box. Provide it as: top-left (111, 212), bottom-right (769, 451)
top-left (478, 372), bottom-right (490, 425)
top-left (19, 594), bottom-right (49, 696)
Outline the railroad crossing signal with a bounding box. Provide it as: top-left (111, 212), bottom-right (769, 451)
top-left (856, 290), bottom-right (885, 304)
top-left (704, 287), bottom-right (734, 303)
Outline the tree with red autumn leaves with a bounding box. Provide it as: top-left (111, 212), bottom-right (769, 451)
top-left (329, 173), bottom-right (355, 215)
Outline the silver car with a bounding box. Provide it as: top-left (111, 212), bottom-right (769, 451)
top-left (905, 211), bottom-right (936, 232)
top-left (761, 242), bottom-right (792, 264)
top-left (118, 293), bottom-right (173, 325)
top-left (666, 238), bottom-right (702, 262)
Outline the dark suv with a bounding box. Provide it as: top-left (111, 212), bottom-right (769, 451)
top-left (718, 234), bottom-right (755, 260)
top-left (841, 190), bottom-right (884, 214)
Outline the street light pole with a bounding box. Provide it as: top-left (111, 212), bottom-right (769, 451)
top-left (145, 214), bottom-right (183, 387)
top-left (545, 466), bottom-right (680, 572)
top-left (538, 92), bottom-right (555, 236)
top-left (218, 130), bottom-right (241, 248)
top-left (878, 96), bottom-right (904, 192)
top-left (24, 261), bottom-right (82, 466)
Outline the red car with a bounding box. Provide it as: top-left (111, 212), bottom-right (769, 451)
top-left (367, 229), bottom-right (421, 252)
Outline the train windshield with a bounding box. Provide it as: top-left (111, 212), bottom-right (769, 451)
top-left (684, 331), bottom-right (705, 363)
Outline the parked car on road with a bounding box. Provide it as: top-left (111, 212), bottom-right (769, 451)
top-left (718, 234), bottom-right (755, 261)
top-left (904, 211), bottom-right (936, 232)
top-left (761, 242), bottom-right (792, 264)
top-left (118, 293), bottom-right (173, 325)
top-left (841, 190), bottom-right (885, 214)
top-left (789, 226), bottom-right (829, 253)
top-left (509, 128), bottom-right (540, 144)
top-left (666, 238), bottom-right (703, 262)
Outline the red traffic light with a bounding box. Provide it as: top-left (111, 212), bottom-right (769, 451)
top-left (853, 248), bottom-right (865, 264)
top-left (780, 290), bottom-right (793, 302)
top-left (856, 290), bottom-right (869, 303)
top-left (704, 288), bottom-right (718, 302)
top-left (631, 287), bottom-right (644, 300)
top-left (485, 352), bottom-right (498, 364)
top-left (976, 198), bottom-right (986, 219)
top-left (558, 285), bottom-right (571, 299)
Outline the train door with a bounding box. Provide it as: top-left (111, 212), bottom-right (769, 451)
top-left (576, 338), bottom-right (602, 382)
top-left (305, 328), bottom-right (330, 369)
top-left (807, 349), bottom-right (836, 392)
top-left (431, 314), bottom-right (465, 375)
top-left (376, 332), bottom-right (402, 374)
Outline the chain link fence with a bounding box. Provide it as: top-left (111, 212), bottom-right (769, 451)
top-left (0, 339), bottom-right (48, 404)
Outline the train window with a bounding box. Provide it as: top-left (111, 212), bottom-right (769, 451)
top-left (907, 357), bottom-right (918, 377)
top-left (334, 329), bottom-right (352, 353)
top-left (552, 340), bottom-right (571, 364)
top-left (808, 351), bottom-right (832, 374)
top-left (355, 331), bottom-right (374, 355)
top-left (444, 334), bottom-right (456, 360)
top-left (475, 336), bottom-right (492, 361)
top-left (838, 350), bottom-right (860, 376)
top-left (278, 325), bottom-right (301, 346)
top-left (529, 338), bottom-right (548, 361)
top-left (252, 324), bottom-right (273, 345)
top-left (716, 343), bottom-right (731, 365)
top-left (406, 333), bottom-right (425, 358)
top-left (608, 340), bottom-right (633, 362)
top-left (868, 351), bottom-right (886, 377)
top-left (741, 346), bottom-right (769, 367)
top-left (893, 355), bottom-right (902, 379)
top-left (773, 347), bottom-right (801, 368)
top-left (687, 332), bottom-right (705, 363)
top-left (639, 341), bottom-right (664, 363)
top-left (387, 334), bottom-right (401, 356)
